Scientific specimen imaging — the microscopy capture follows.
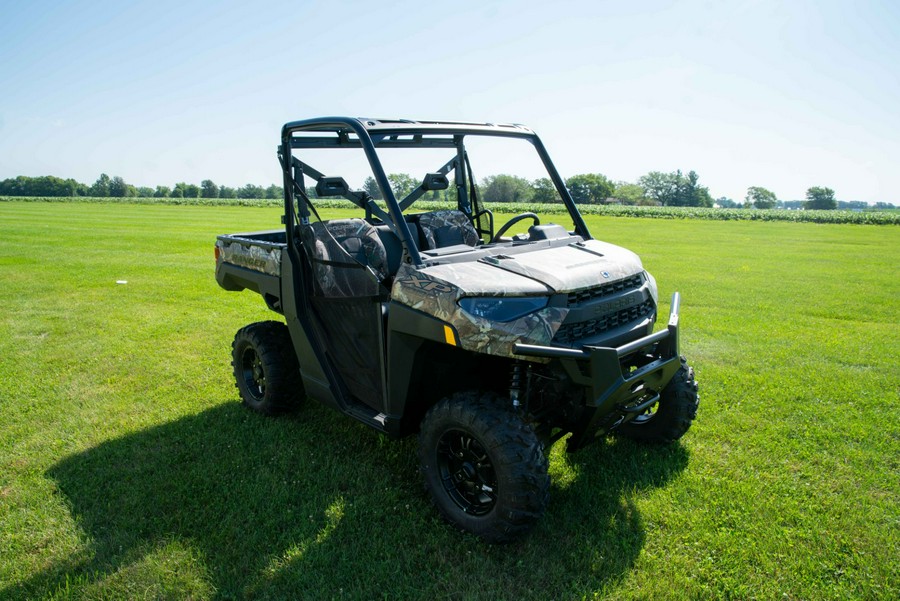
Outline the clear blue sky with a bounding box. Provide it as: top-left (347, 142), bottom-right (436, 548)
top-left (2, 0), bottom-right (898, 203)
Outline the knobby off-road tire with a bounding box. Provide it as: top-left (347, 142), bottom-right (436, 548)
top-left (618, 357), bottom-right (699, 443)
top-left (231, 321), bottom-right (304, 415)
top-left (419, 391), bottom-right (550, 543)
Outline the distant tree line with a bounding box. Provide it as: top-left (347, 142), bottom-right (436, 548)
top-left (358, 170), bottom-right (717, 207)
top-left (2, 172), bottom-right (894, 211)
top-left (0, 174), bottom-right (284, 201)
top-left (362, 171), bottom-right (890, 211)
top-left (713, 186), bottom-right (892, 211)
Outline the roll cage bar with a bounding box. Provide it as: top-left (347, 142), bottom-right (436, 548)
top-left (278, 117), bottom-right (591, 267)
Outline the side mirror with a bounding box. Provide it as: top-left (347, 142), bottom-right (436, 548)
top-left (422, 173), bottom-right (449, 191)
top-left (315, 176), bottom-right (350, 197)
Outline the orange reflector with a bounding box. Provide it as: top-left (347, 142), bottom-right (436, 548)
top-left (443, 325), bottom-right (456, 346)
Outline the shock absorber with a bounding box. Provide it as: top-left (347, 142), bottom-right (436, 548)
top-left (509, 362), bottom-right (523, 409)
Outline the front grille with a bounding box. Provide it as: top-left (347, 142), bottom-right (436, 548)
top-left (554, 300), bottom-right (655, 344)
top-left (567, 274), bottom-right (644, 306)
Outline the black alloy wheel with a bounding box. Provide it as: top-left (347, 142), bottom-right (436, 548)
top-left (436, 429), bottom-right (498, 516)
top-left (231, 321), bottom-right (304, 415)
top-left (419, 391), bottom-right (549, 543)
top-left (240, 345), bottom-right (267, 403)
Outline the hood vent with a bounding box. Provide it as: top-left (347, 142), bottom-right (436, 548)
top-left (554, 300), bottom-right (655, 344)
top-left (566, 274), bottom-right (644, 307)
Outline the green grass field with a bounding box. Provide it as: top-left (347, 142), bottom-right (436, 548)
top-left (1, 202), bottom-right (897, 600)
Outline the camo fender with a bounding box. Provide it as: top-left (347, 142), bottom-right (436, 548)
top-left (217, 239), bottom-right (281, 276)
top-left (391, 263), bottom-right (568, 358)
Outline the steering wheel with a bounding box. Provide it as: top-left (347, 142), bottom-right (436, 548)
top-left (491, 212), bottom-right (540, 243)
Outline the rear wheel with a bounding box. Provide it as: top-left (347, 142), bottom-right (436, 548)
top-left (618, 357), bottom-right (698, 443)
top-left (231, 321), bottom-right (304, 415)
top-left (419, 391), bottom-right (549, 543)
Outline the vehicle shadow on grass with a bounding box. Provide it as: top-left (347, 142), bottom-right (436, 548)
top-left (8, 401), bottom-right (689, 600)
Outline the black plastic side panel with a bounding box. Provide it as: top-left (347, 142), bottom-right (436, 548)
top-left (386, 302), bottom-right (456, 420)
top-left (389, 301), bottom-right (454, 343)
top-left (281, 250), bottom-right (339, 409)
top-left (308, 297), bottom-right (385, 410)
top-left (215, 262), bottom-right (279, 295)
top-left (283, 246), bottom-right (403, 436)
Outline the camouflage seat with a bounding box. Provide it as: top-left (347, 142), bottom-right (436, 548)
top-left (418, 210), bottom-right (479, 250)
top-left (300, 219), bottom-right (389, 298)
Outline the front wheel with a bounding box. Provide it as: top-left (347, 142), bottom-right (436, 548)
top-left (617, 357), bottom-right (699, 443)
top-left (231, 321), bottom-right (304, 415)
top-left (418, 391), bottom-right (550, 543)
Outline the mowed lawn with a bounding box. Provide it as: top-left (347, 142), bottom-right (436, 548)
top-left (0, 202), bottom-right (897, 600)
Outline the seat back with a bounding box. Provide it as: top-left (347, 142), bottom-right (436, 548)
top-left (373, 224), bottom-right (403, 277)
top-left (300, 219), bottom-right (388, 297)
top-left (417, 210), bottom-right (479, 249)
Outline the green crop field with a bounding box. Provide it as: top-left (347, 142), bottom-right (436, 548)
top-left (1, 202), bottom-right (897, 600)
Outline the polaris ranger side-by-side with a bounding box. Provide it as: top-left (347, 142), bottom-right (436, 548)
top-left (215, 117), bottom-right (698, 542)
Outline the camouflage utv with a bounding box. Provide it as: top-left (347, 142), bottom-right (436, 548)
top-left (215, 117), bottom-right (698, 542)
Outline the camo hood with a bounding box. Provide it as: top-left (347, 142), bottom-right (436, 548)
top-left (470, 240), bottom-right (644, 294)
top-left (391, 239), bottom-right (646, 357)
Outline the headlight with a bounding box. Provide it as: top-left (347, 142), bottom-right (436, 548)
top-left (458, 296), bottom-right (549, 322)
top-left (643, 270), bottom-right (659, 304)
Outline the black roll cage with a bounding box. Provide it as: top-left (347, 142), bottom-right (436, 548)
top-left (278, 117), bottom-right (592, 267)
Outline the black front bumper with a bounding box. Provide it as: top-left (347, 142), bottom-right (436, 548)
top-left (514, 293), bottom-right (683, 450)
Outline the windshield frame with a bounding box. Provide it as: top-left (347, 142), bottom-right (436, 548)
top-left (279, 117), bottom-right (592, 266)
